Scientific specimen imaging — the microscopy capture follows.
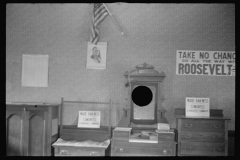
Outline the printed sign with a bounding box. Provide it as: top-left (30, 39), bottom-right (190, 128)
top-left (77, 111), bottom-right (101, 128)
top-left (185, 97), bottom-right (210, 117)
top-left (176, 50), bottom-right (235, 76)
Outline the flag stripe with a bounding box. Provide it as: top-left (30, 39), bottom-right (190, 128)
top-left (93, 5), bottom-right (108, 27)
top-left (95, 12), bottom-right (108, 26)
top-left (95, 9), bottom-right (108, 23)
top-left (90, 3), bottom-right (109, 44)
top-left (94, 4), bottom-right (106, 15)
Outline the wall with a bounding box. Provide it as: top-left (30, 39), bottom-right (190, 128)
top-left (6, 3), bottom-right (235, 129)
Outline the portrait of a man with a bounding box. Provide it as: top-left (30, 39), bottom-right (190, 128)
top-left (86, 42), bottom-right (107, 69)
top-left (91, 47), bottom-right (101, 63)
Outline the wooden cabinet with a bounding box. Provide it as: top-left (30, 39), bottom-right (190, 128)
top-left (111, 128), bottom-right (176, 156)
top-left (6, 103), bottom-right (60, 156)
top-left (111, 64), bottom-right (175, 156)
top-left (175, 109), bottom-right (230, 156)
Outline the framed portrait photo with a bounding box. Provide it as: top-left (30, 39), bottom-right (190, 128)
top-left (86, 42), bottom-right (107, 70)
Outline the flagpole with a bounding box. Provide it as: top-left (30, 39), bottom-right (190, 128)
top-left (103, 3), bottom-right (127, 37)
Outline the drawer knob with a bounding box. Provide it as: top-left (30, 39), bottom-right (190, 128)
top-left (213, 124), bottom-right (221, 128)
top-left (119, 148), bottom-right (124, 152)
top-left (163, 149), bottom-right (167, 154)
top-left (184, 124), bottom-right (192, 128)
top-left (60, 150), bottom-right (70, 155)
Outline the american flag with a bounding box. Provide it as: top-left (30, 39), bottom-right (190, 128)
top-left (90, 3), bottom-right (109, 44)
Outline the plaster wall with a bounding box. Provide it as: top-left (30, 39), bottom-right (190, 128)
top-left (6, 3), bottom-right (235, 129)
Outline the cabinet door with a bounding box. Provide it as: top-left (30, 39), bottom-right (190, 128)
top-left (25, 110), bottom-right (48, 156)
top-left (6, 110), bottom-right (24, 156)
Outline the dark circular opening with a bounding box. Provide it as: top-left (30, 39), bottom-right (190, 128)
top-left (131, 86), bottom-right (153, 107)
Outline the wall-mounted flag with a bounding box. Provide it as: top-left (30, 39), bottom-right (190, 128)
top-left (89, 3), bottom-right (126, 45)
top-left (90, 3), bottom-right (109, 45)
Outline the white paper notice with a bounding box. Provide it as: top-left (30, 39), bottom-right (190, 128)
top-left (22, 54), bottom-right (49, 87)
top-left (77, 111), bottom-right (101, 128)
top-left (185, 97), bottom-right (210, 117)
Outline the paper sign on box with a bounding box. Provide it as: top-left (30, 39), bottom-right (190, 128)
top-left (77, 111), bottom-right (101, 128)
top-left (185, 97), bottom-right (210, 117)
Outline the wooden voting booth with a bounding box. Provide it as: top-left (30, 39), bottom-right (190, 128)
top-left (52, 97), bottom-right (112, 156)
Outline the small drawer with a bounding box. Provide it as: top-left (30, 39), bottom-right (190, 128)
top-left (181, 131), bottom-right (225, 143)
top-left (113, 131), bottom-right (130, 139)
top-left (114, 146), bottom-right (174, 156)
top-left (54, 146), bottom-right (103, 156)
top-left (181, 119), bottom-right (225, 132)
top-left (180, 142), bottom-right (225, 156)
top-left (158, 133), bottom-right (175, 141)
